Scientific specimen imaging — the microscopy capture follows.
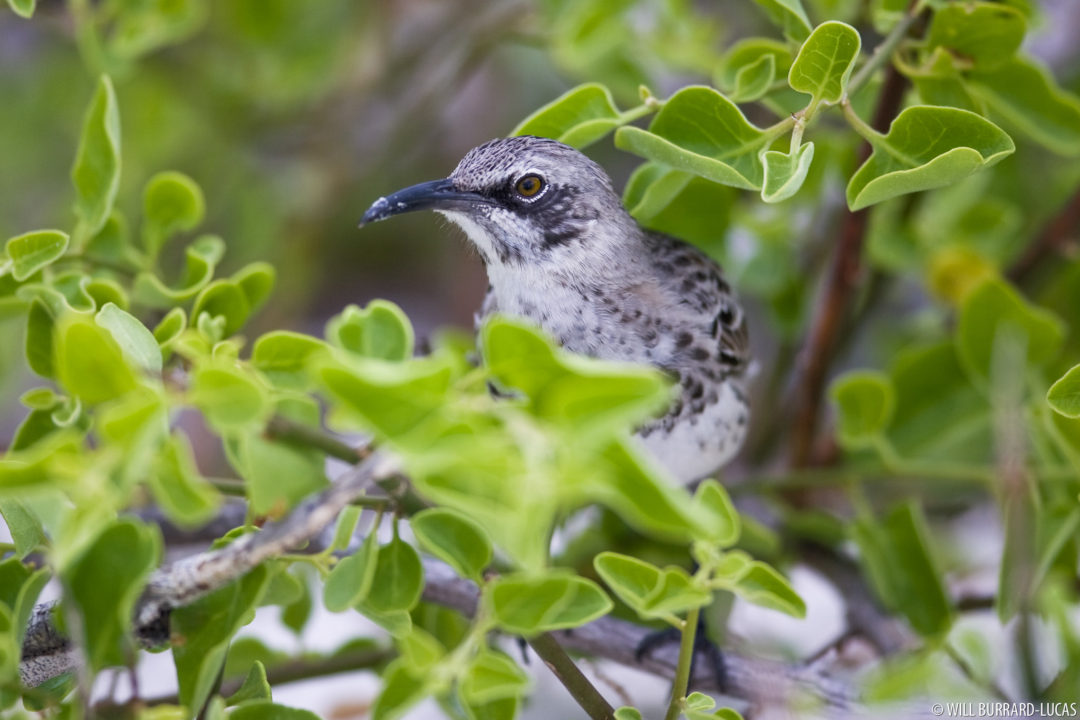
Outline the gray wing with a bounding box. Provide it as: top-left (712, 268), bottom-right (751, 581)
top-left (644, 231), bottom-right (750, 378)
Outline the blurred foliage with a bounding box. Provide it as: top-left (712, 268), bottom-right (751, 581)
top-left (2, 0), bottom-right (1080, 719)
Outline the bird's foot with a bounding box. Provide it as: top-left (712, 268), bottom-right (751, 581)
top-left (634, 616), bottom-right (727, 692)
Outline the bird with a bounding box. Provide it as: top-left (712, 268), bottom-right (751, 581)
top-left (360, 135), bottom-right (750, 484)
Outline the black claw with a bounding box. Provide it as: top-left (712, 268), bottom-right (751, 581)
top-left (634, 617), bottom-right (728, 692)
top-left (634, 625), bottom-right (681, 663)
top-left (516, 636), bottom-right (530, 665)
top-left (690, 623), bottom-right (727, 692)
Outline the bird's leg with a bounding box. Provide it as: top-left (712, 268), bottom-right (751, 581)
top-left (634, 612), bottom-right (727, 692)
top-left (516, 636), bottom-right (531, 665)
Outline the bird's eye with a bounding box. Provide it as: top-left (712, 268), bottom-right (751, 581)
top-left (515, 174), bottom-right (545, 198)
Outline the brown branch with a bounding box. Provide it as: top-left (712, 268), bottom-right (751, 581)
top-left (1006, 189), bottom-right (1080, 283)
top-left (789, 41), bottom-right (914, 468)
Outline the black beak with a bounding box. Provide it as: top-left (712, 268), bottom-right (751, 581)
top-left (359, 178), bottom-right (487, 227)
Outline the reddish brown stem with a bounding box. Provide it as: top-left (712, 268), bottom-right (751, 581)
top-left (790, 58), bottom-right (911, 468)
top-left (1007, 190), bottom-right (1080, 283)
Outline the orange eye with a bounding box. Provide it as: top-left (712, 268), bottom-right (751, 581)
top-left (515, 174), bottom-right (545, 198)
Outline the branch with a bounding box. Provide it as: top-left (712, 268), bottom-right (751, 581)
top-left (790, 19), bottom-right (917, 468)
top-left (20, 450), bottom-right (399, 686)
top-left (1006, 189), bottom-right (1080, 283)
top-left (22, 515), bottom-right (864, 714)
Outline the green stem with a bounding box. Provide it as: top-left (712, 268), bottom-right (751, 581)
top-left (619, 102), bottom-right (660, 125)
top-left (846, 4), bottom-right (923, 99)
top-left (664, 607), bottom-right (700, 720)
top-left (264, 414), bottom-right (368, 464)
top-left (841, 99), bottom-right (881, 143)
top-left (529, 633), bottom-right (615, 720)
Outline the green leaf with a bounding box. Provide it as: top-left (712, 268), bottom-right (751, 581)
top-left (25, 300), bottom-right (55, 379)
top-left (95, 302), bottom-right (163, 374)
top-left (0, 604), bottom-right (14, 683)
top-left (372, 659), bottom-right (429, 720)
top-left (225, 662), bottom-right (271, 706)
top-left (365, 537), bottom-right (424, 613)
top-left (323, 531), bottom-right (379, 612)
top-left (752, 0), bottom-right (812, 41)
top-left (72, 76), bottom-right (121, 238)
top-left (616, 86), bottom-right (777, 191)
top-left (491, 572), bottom-right (612, 635)
top-left (461, 650), bottom-right (530, 705)
top-left (0, 429), bottom-right (79, 490)
top-left (252, 331), bottom-right (328, 389)
top-left (56, 315), bottom-right (139, 405)
top-left (133, 235), bottom-right (224, 308)
top-left (0, 500), bottom-right (46, 558)
top-left (594, 552), bottom-right (710, 622)
top-left (956, 278), bottom-right (1064, 386)
top-left (326, 300), bottom-right (414, 362)
top-left (691, 480), bottom-right (740, 546)
top-left (411, 508), bottom-right (493, 582)
top-left (729, 55), bottom-right (776, 103)
top-left (584, 439), bottom-right (715, 543)
top-left (614, 709), bottom-right (644, 720)
top-left (727, 561), bottom-right (806, 618)
top-left (853, 502), bottom-right (951, 636)
top-left (153, 307), bottom-right (187, 347)
top-left (512, 83), bottom-right (629, 149)
top-left (233, 262), bottom-right (276, 313)
top-left (716, 38), bottom-right (792, 103)
top-left (1047, 365), bottom-right (1080, 418)
top-left (6, 0), bottom-right (35, 18)
top-left (398, 627), bottom-right (445, 673)
top-left (846, 106), bottom-right (1015, 210)
top-left (5, 230), bottom-right (69, 281)
top-left (829, 370), bottom-right (895, 448)
top-left (281, 572), bottom-right (313, 635)
top-left (228, 702), bottom-right (320, 720)
top-left (148, 433), bottom-right (222, 528)
top-left (483, 318), bottom-right (669, 432)
top-left (142, 171), bottom-right (205, 258)
top-left (86, 277), bottom-right (129, 311)
top-left (63, 519), bottom-right (161, 670)
top-left (316, 355), bottom-right (453, 439)
top-left (926, 2), bottom-right (1026, 70)
top-left (172, 566), bottom-right (271, 714)
top-left (623, 163), bottom-right (735, 252)
top-left (788, 21), bottom-right (861, 105)
top-left (13, 567), bottom-right (50, 648)
top-left (107, 0), bottom-right (208, 60)
top-left (191, 362), bottom-right (271, 433)
top-left (191, 280), bottom-right (251, 337)
top-left (968, 56), bottom-right (1080, 156)
top-left (760, 142), bottom-right (815, 203)
top-left (329, 506), bottom-right (362, 553)
top-left (235, 426), bottom-right (327, 517)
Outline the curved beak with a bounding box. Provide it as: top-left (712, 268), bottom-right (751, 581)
top-left (359, 178), bottom-right (487, 227)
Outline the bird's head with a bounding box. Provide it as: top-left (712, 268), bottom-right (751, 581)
top-left (360, 136), bottom-right (629, 266)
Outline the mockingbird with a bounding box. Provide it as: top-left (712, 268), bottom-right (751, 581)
top-left (361, 135), bottom-right (749, 484)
